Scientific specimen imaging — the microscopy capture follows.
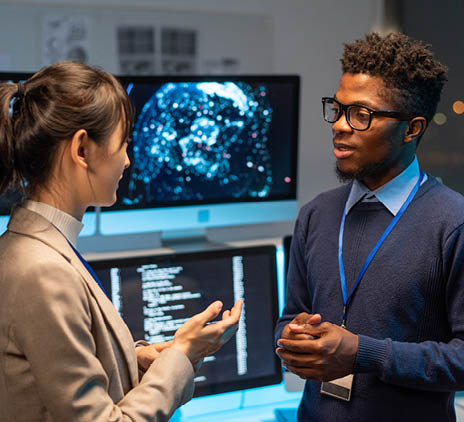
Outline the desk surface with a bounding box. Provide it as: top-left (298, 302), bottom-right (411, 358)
top-left (178, 400), bottom-right (300, 422)
top-left (173, 383), bottom-right (302, 422)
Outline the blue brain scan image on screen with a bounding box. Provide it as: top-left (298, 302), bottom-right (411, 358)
top-left (125, 81), bottom-right (272, 205)
top-left (112, 75), bottom-right (299, 211)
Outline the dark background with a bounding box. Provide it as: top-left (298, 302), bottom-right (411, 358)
top-left (387, 0), bottom-right (464, 193)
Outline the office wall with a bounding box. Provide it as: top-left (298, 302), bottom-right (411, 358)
top-left (0, 0), bottom-right (381, 206)
top-left (0, 0), bottom-right (382, 244)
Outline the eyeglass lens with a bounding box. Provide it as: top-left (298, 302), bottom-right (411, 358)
top-left (323, 99), bottom-right (371, 130)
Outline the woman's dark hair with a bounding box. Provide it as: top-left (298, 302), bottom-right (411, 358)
top-left (341, 32), bottom-right (448, 125)
top-left (0, 61), bottom-right (133, 195)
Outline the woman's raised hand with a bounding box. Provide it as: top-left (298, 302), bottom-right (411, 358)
top-left (172, 300), bottom-right (243, 365)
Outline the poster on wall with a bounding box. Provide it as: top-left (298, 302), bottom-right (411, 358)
top-left (160, 27), bottom-right (197, 74)
top-left (116, 25), bottom-right (197, 75)
top-left (42, 15), bottom-right (91, 66)
top-left (117, 26), bottom-right (156, 75)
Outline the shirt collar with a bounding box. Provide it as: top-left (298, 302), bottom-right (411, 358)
top-left (345, 156), bottom-right (427, 216)
top-left (24, 200), bottom-right (83, 247)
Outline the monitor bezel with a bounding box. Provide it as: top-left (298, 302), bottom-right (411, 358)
top-left (88, 244), bottom-right (282, 397)
top-left (106, 73), bottom-right (300, 212)
top-left (0, 71), bottom-right (33, 82)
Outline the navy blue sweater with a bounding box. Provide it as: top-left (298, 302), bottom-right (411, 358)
top-left (275, 176), bottom-right (464, 421)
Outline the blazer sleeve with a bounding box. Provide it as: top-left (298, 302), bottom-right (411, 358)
top-left (11, 255), bottom-right (194, 422)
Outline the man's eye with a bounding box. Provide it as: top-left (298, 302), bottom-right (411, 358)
top-left (352, 107), bottom-right (370, 121)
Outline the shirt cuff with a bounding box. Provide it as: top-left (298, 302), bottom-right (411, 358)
top-left (354, 334), bottom-right (389, 373)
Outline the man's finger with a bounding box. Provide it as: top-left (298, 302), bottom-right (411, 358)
top-left (288, 325), bottom-right (318, 339)
top-left (277, 338), bottom-right (321, 353)
top-left (285, 364), bottom-right (320, 380)
top-left (293, 313), bottom-right (321, 325)
top-left (288, 321), bottom-right (325, 337)
top-left (276, 348), bottom-right (319, 367)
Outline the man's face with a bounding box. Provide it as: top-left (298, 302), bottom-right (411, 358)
top-left (332, 73), bottom-right (410, 190)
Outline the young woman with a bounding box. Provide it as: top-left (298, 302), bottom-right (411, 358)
top-left (0, 61), bottom-right (242, 422)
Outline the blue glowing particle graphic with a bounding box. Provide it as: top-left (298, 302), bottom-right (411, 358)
top-left (123, 82), bottom-right (273, 204)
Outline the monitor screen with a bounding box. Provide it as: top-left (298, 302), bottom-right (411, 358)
top-left (100, 75), bottom-right (299, 236)
top-left (89, 245), bottom-right (282, 397)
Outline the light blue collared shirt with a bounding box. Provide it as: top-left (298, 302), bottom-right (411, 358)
top-left (345, 156), bottom-right (427, 216)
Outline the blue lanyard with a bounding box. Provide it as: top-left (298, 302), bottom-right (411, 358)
top-left (66, 240), bottom-right (109, 298)
top-left (338, 172), bottom-right (424, 327)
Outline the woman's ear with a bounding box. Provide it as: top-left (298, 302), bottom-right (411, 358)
top-left (404, 117), bottom-right (427, 144)
top-left (70, 129), bottom-right (90, 169)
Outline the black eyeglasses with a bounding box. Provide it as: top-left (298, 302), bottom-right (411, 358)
top-left (322, 97), bottom-right (412, 131)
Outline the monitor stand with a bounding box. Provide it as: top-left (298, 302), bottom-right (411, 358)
top-left (77, 216), bottom-right (227, 255)
top-left (161, 227), bottom-right (227, 253)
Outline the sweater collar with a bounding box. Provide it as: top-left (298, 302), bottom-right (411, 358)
top-left (23, 200), bottom-right (83, 247)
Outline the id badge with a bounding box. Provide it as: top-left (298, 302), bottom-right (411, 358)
top-left (320, 374), bottom-right (353, 401)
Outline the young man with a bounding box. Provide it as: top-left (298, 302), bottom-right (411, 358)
top-left (275, 32), bottom-right (464, 421)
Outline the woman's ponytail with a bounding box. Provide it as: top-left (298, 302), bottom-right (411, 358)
top-left (0, 62), bottom-right (133, 199)
top-left (0, 83), bottom-right (21, 195)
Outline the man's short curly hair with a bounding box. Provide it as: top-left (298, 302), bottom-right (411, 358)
top-left (341, 32), bottom-right (448, 123)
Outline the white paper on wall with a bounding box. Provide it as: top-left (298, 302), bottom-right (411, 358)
top-left (160, 27), bottom-right (197, 74)
top-left (117, 26), bottom-right (156, 75)
top-left (42, 15), bottom-right (91, 66)
top-left (116, 25), bottom-right (198, 75)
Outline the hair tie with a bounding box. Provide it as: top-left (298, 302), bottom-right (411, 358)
top-left (9, 83), bottom-right (25, 118)
top-left (15, 82), bottom-right (24, 100)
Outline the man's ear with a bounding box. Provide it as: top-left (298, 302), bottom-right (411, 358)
top-left (70, 129), bottom-right (90, 169)
top-left (404, 117), bottom-right (427, 144)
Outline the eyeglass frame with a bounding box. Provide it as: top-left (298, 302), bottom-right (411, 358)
top-left (321, 97), bottom-right (413, 131)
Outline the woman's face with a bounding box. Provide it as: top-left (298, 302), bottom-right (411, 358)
top-left (89, 119), bottom-right (130, 207)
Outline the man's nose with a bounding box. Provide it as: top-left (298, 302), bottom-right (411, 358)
top-left (332, 110), bottom-right (352, 134)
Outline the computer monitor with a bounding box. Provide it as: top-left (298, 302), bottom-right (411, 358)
top-left (89, 245), bottom-right (282, 397)
top-left (100, 75), bottom-right (300, 238)
top-left (0, 72), bottom-right (96, 236)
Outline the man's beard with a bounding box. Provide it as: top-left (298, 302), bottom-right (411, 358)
top-left (335, 160), bottom-right (391, 185)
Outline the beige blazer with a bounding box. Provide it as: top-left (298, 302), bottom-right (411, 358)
top-left (0, 207), bottom-right (194, 422)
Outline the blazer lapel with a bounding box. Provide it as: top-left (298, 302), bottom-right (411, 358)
top-left (68, 254), bottom-right (139, 385)
top-left (7, 207), bottom-right (139, 387)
